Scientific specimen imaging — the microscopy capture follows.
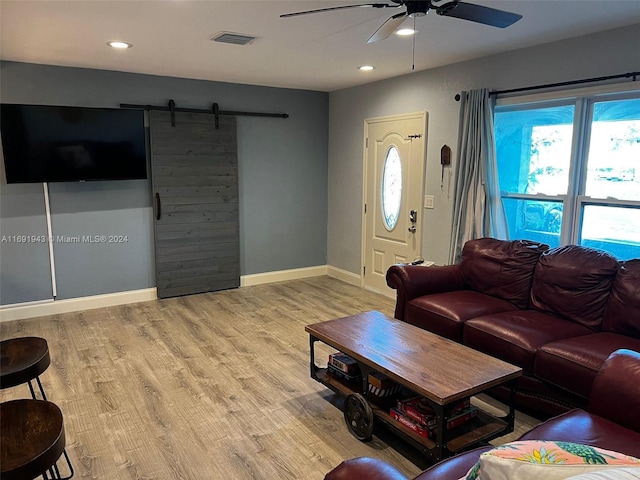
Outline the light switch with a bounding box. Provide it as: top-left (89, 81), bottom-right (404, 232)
top-left (424, 195), bottom-right (434, 209)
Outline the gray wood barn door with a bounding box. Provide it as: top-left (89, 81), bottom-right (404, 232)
top-left (149, 111), bottom-right (240, 298)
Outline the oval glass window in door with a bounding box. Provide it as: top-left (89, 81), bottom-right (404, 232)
top-left (382, 146), bottom-right (402, 230)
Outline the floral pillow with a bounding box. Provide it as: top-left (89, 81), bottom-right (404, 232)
top-left (462, 441), bottom-right (640, 480)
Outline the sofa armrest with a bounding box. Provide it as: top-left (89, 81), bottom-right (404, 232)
top-left (324, 457), bottom-right (408, 480)
top-left (386, 264), bottom-right (465, 320)
top-left (588, 349), bottom-right (640, 433)
top-left (519, 409), bottom-right (640, 458)
top-left (413, 447), bottom-right (492, 480)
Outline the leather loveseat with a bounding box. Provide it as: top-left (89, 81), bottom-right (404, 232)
top-left (324, 349), bottom-right (640, 480)
top-left (385, 238), bottom-right (640, 416)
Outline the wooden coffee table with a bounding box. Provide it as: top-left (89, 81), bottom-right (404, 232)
top-left (306, 310), bottom-right (522, 462)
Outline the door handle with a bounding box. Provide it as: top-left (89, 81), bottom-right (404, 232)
top-left (409, 209), bottom-right (417, 223)
top-left (155, 192), bottom-right (161, 221)
top-left (408, 225), bottom-right (416, 233)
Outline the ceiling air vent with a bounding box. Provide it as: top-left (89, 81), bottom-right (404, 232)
top-left (210, 32), bottom-right (256, 46)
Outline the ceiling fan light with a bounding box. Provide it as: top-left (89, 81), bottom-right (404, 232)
top-left (358, 65), bottom-right (375, 71)
top-left (396, 28), bottom-right (417, 36)
top-left (107, 41), bottom-right (132, 49)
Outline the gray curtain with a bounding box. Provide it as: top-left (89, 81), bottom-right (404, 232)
top-left (448, 89), bottom-right (507, 264)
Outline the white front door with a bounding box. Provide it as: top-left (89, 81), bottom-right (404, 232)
top-left (363, 112), bottom-right (427, 293)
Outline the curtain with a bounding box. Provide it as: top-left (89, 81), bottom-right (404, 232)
top-left (448, 89), bottom-right (508, 264)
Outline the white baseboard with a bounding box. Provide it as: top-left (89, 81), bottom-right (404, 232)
top-left (364, 284), bottom-right (395, 299)
top-left (0, 288), bottom-right (158, 323)
top-left (1, 266), bottom-right (362, 322)
top-left (240, 265), bottom-right (328, 287)
top-left (327, 266), bottom-right (361, 287)
top-left (328, 266), bottom-right (395, 298)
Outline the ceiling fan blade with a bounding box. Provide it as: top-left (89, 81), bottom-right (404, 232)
top-left (281, 3), bottom-right (394, 18)
top-left (367, 12), bottom-right (408, 43)
top-left (437, 2), bottom-right (522, 28)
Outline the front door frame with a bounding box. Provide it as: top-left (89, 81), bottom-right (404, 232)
top-left (361, 111), bottom-right (427, 292)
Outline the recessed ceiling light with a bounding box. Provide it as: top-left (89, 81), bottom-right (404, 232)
top-left (107, 41), bottom-right (133, 49)
top-left (359, 65), bottom-right (375, 71)
top-left (396, 28), bottom-right (417, 36)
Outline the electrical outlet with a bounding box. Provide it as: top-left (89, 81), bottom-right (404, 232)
top-left (424, 195), bottom-right (434, 209)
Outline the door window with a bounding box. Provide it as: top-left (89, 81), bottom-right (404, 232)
top-left (382, 146), bottom-right (402, 230)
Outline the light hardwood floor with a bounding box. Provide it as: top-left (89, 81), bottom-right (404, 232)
top-left (0, 277), bottom-right (537, 479)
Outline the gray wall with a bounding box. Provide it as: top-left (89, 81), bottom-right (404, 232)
top-left (327, 24), bottom-right (640, 274)
top-left (0, 62), bottom-right (328, 304)
top-left (0, 181), bottom-right (53, 304)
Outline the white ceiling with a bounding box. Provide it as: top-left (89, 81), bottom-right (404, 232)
top-left (2, 0), bottom-right (640, 92)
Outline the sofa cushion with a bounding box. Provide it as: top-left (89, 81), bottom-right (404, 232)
top-left (460, 238), bottom-right (548, 309)
top-left (463, 311), bottom-right (592, 374)
top-left (530, 245), bottom-right (619, 330)
top-left (603, 259), bottom-right (640, 338)
top-left (520, 409), bottom-right (640, 458)
top-left (406, 291), bottom-right (518, 341)
top-left (463, 441), bottom-right (640, 480)
top-left (534, 333), bottom-right (640, 399)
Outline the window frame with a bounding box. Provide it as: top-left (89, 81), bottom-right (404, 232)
top-left (494, 83), bottom-right (640, 256)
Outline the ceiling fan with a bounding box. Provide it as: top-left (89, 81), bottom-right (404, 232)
top-left (281, 1), bottom-right (523, 43)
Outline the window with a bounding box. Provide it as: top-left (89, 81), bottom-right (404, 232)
top-left (495, 90), bottom-right (640, 260)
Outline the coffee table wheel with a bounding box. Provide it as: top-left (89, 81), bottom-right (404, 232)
top-left (344, 393), bottom-right (374, 441)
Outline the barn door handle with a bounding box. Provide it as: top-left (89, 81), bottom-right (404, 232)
top-left (155, 193), bottom-right (161, 220)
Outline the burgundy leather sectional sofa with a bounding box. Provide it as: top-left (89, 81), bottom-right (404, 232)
top-left (385, 238), bottom-right (640, 416)
top-left (324, 349), bottom-right (640, 480)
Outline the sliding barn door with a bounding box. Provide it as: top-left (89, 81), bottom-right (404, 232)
top-left (149, 111), bottom-right (240, 298)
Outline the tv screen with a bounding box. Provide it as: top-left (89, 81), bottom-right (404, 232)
top-left (1, 104), bottom-right (147, 183)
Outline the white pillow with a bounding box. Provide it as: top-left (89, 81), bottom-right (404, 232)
top-left (461, 441), bottom-right (640, 480)
top-left (564, 468), bottom-right (640, 480)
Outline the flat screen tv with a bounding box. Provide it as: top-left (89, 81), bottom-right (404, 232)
top-left (1, 104), bottom-right (147, 183)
